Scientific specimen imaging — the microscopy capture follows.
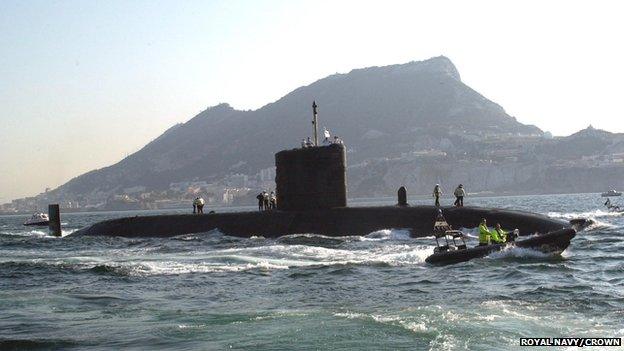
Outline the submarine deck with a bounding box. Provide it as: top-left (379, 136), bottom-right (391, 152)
top-left (73, 205), bottom-right (569, 238)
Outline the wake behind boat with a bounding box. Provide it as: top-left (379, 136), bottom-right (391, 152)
top-left (425, 212), bottom-right (576, 265)
top-left (604, 198), bottom-right (624, 213)
top-left (23, 212), bottom-right (50, 226)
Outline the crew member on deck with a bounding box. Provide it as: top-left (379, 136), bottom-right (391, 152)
top-left (196, 196), bottom-right (205, 214)
top-left (433, 184), bottom-right (442, 207)
top-left (453, 184), bottom-right (465, 207)
top-left (262, 191), bottom-right (270, 210)
top-left (256, 192), bottom-right (265, 211)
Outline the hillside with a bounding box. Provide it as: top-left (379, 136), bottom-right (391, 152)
top-left (54, 56), bottom-right (542, 198)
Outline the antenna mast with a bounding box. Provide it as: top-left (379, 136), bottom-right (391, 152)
top-left (312, 100), bottom-right (319, 146)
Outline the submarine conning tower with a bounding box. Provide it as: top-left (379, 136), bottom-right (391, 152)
top-left (275, 143), bottom-right (347, 211)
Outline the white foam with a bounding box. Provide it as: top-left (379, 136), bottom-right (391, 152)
top-left (61, 228), bottom-right (77, 237)
top-left (178, 324), bottom-right (206, 329)
top-left (92, 259), bottom-right (292, 276)
top-left (0, 227), bottom-right (75, 238)
top-left (363, 228), bottom-right (412, 241)
top-left (401, 321), bottom-right (428, 332)
top-left (485, 245), bottom-right (553, 259)
top-left (210, 240), bottom-right (434, 268)
top-left (548, 209), bottom-right (623, 220)
top-left (584, 219), bottom-right (618, 231)
top-left (547, 209), bottom-right (621, 231)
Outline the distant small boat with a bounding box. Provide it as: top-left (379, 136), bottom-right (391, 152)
top-left (23, 213), bottom-right (49, 226)
top-left (601, 190), bottom-right (622, 197)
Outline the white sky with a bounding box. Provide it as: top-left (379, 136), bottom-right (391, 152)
top-left (1, 0), bottom-right (623, 202)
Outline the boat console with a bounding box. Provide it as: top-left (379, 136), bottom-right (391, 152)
top-left (432, 212), bottom-right (467, 253)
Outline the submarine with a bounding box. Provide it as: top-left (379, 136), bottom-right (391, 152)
top-left (74, 143), bottom-right (585, 239)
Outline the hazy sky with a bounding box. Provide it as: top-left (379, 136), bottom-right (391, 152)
top-left (1, 0), bottom-right (623, 203)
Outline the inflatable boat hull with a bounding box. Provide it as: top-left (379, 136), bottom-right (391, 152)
top-left (425, 228), bottom-right (576, 265)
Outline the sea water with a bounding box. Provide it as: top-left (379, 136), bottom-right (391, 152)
top-left (1, 193), bottom-right (622, 350)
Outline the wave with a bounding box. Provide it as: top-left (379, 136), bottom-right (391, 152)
top-left (275, 228), bottom-right (413, 245)
top-left (547, 210), bottom-right (620, 231)
top-left (0, 229), bottom-right (49, 238)
top-left (80, 241), bottom-right (435, 276)
top-left (548, 209), bottom-right (623, 220)
top-left (0, 257), bottom-right (291, 277)
top-left (333, 311), bottom-right (431, 334)
top-left (169, 229), bottom-right (228, 241)
top-left (0, 228), bottom-right (76, 238)
top-left (0, 227), bottom-right (438, 276)
top-left (211, 241), bottom-right (434, 268)
top-left (89, 263), bottom-right (150, 276)
top-left (362, 229), bottom-right (412, 241)
top-left (583, 219), bottom-right (618, 231)
top-left (485, 246), bottom-right (557, 260)
top-left (276, 233), bottom-right (348, 247)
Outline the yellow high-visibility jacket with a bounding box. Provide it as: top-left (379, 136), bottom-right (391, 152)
top-left (478, 223), bottom-right (491, 244)
top-left (490, 228), bottom-right (506, 243)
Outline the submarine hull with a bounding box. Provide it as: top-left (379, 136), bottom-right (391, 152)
top-left (425, 228), bottom-right (576, 265)
top-left (73, 205), bottom-right (569, 239)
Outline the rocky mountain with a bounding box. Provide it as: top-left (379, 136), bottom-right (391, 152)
top-left (54, 56), bottom-right (544, 198)
top-left (31, 55), bottom-right (624, 211)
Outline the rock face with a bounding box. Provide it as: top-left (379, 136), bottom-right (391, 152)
top-left (347, 125), bottom-right (624, 197)
top-left (52, 56), bottom-right (539, 199)
top-left (45, 58), bottom-right (624, 202)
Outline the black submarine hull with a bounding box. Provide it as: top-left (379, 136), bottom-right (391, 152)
top-left (73, 205), bottom-right (570, 238)
top-left (425, 228), bottom-right (576, 265)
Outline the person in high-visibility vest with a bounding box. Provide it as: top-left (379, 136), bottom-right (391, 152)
top-left (491, 223), bottom-right (508, 243)
top-left (478, 218), bottom-right (491, 246)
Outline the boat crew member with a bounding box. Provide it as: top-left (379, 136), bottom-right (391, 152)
top-left (192, 198), bottom-right (197, 214)
top-left (262, 191), bottom-right (270, 210)
top-left (433, 184), bottom-right (442, 207)
top-left (269, 191), bottom-right (277, 210)
top-left (256, 192), bottom-right (265, 211)
top-left (196, 197), bottom-right (205, 214)
top-left (322, 128), bottom-right (331, 145)
top-left (453, 184), bottom-right (465, 207)
top-left (478, 218), bottom-right (491, 246)
top-left (491, 223), bottom-right (507, 243)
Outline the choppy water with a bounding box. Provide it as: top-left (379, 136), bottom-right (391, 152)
top-left (1, 193), bottom-right (623, 350)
